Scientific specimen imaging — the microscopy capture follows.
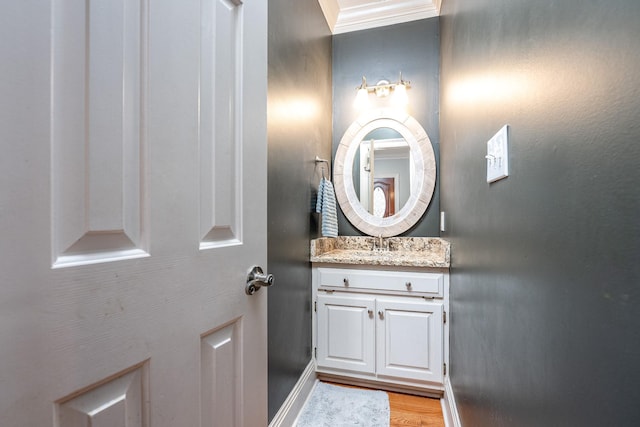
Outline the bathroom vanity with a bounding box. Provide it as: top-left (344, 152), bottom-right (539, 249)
top-left (312, 108), bottom-right (447, 395)
top-left (311, 236), bottom-right (450, 396)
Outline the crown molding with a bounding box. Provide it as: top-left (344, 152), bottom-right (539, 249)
top-left (318, 0), bottom-right (442, 34)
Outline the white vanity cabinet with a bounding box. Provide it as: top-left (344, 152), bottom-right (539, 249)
top-left (312, 264), bottom-right (449, 394)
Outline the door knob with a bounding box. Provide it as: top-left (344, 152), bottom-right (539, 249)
top-left (245, 266), bottom-right (274, 295)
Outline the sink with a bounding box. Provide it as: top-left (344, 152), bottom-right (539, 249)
top-left (310, 236), bottom-right (450, 268)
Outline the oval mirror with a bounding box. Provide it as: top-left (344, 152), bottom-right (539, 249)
top-left (334, 109), bottom-right (436, 237)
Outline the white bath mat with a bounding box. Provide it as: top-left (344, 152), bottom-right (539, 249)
top-left (295, 382), bottom-right (390, 427)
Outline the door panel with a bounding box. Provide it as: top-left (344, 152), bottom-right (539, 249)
top-left (55, 363), bottom-right (148, 427)
top-left (316, 294), bottom-right (376, 373)
top-left (0, 0), bottom-right (267, 426)
top-left (51, 0), bottom-right (146, 267)
top-left (376, 299), bottom-right (443, 383)
top-left (199, 0), bottom-right (243, 247)
top-left (201, 321), bottom-right (241, 427)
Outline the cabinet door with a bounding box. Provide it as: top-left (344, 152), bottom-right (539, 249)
top-left (317, 294), bottom-right (376, 373)
top-left (376, 299), bottom-right (444, 383)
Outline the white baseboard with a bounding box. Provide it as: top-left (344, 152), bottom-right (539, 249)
top-left (441, 376), bottom-right (462, 427)
top-left (269, 360), bottom-right (317, 427)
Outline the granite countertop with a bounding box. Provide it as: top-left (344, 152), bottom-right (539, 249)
top-left (310, 236), bottom-right (450, 268)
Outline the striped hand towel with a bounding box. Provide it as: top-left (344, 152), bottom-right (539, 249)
top-left (316, 177), bottom-right (339, 238)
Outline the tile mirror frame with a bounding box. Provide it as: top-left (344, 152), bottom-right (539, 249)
top-left (334, 108), bottom-right (436, 237)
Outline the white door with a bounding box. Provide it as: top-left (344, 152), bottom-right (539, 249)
top-left (0, 0), bottom-right (268, 426)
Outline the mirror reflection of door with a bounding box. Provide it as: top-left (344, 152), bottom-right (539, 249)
top-left (354, 127), bottom-right (411, 217)
top-left (373, 177), bottom-right (396, 217)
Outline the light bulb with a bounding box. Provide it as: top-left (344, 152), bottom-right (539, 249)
top-left (392, 83), bottom-right (408, 107)
top-left (354, 87), bottom-right (369, 110)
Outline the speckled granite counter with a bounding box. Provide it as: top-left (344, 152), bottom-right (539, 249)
top-left (310, 236), bottom-right (450, 268)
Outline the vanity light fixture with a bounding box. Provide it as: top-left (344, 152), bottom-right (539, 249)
top-left (353, 72), bottom-right (411, 109)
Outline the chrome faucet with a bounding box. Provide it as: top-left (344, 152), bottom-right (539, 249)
top-left (372, 234), bottom-right (389, 251)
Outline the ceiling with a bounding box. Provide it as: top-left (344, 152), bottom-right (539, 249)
top-left (318, 0), bottom-right (442, 34)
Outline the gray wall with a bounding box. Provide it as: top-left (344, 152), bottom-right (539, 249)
top-left (333, 19), bottom-right (441, 236)
top-left (440, 1), bottom-right (640, 425)
top-left (267, 0), bottom-right (332, 421)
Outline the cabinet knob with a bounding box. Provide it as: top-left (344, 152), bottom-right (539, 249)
top-left (378, 311), bottom-right (384, 320)
top-left (343, 278), bottom-right (349, 286)
top-left (405, 282), bottom-right (412, 289)
top-left (368, 309), bottom-right (373, 317)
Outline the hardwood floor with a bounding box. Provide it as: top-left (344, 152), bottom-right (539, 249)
top-left (387, 390), bottom-right (444, 427)
top-left (325, 382), bottom-right (445, 426)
